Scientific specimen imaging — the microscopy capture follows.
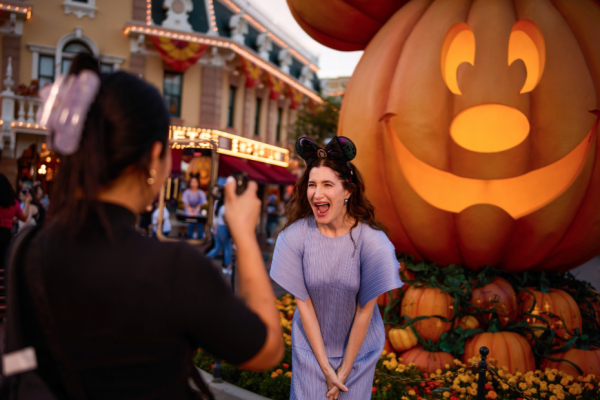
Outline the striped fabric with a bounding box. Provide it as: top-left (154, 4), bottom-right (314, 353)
top-left (270, 216), bottom-right (402, 399)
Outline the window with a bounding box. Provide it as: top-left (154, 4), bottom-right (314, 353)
top-left (164, 72), bottom-right (182, 118)
top-left (227, 85), bottom-right (236, 128)
top-left (38, 55), bottom-right (55, 87)
top-left (61, 41), bottom-right (92, 74)
top-left (100, 63), bottom-right (113, 74)
top-left (254, 98), bottom-right (262, 137)
top-left (276, 107), bottom-right (283, 142)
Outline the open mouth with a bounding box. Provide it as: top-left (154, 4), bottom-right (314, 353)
top-left (314, 202), bottom-right (330, 218)
top-left (384, 113), bottom-right (599, 219)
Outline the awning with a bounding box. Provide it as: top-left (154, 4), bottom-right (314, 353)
top-left (171, 149), bottom-right (183, 173)
top-left (249, 161), bottom-right (298, 185)
top-left (218, 155), bottom-right (269, 184)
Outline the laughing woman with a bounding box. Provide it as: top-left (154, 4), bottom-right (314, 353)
top-left (270, 137), bottom-right (402, 400)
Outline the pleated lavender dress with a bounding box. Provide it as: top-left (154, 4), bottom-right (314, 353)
top-left (270, 217), bottom-right (402, 399)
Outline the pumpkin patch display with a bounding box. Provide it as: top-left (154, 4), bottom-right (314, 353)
top-left (388, 327), bottom-right (419, 353)
top-left (470, 277), bottom-right (518, 325)
top-left (401, 286), bottom-right (453, 342)
top-left (463, 332), bottom-right (536, 374)
top-left (519, 288), bottom-right (582, 342)
top-left (400, 346), bottom-right (455, 374)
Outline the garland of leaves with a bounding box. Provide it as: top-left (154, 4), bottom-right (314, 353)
top-left (379, 255), bottom-right (600, 372)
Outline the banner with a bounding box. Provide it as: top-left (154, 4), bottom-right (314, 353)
top-left (267, 73), bottom-right (286, 100)
top-left (150, 36), bottom-right (209, 72)
top-left (241, 57), bottom-right (263, 88)
top-left (288, 85), bottom-right (303, 110)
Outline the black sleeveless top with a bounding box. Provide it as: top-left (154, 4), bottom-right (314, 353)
top-left (21, 203), bottom-right (266, 399)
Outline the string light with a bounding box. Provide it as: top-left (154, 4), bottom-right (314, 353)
top-left (0, 3), bottom-right (30, 18)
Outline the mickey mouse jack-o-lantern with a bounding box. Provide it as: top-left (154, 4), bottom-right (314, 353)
top-left (289, 0), bottom-right (600, 271)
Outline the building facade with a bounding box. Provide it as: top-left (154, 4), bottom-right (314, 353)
top-left (0, 0), bottom-right (321, 194)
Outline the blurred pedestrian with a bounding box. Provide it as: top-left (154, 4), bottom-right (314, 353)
top-left (151, 200), bottom-right (171, 238)
top-left (34, 181), bottom-right (50, 210)
top-left (206, 197), bottom-right (232, 274)
top-left (3, 54), bottom-right (283, 399)
top-left (0, 173), bottom-right (30, 269)
top-left (265, 195), bottom-right (280, 245)
top-left (182, 175), bottom-right (206, 239)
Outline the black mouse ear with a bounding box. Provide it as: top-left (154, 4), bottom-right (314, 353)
top-left (334, 136), bottom-right (357, 162)
top-left (295, 137), bottom-right (321, 166)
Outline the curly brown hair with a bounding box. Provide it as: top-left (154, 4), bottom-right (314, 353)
top-left (283, 158), bottom-right (388, 235)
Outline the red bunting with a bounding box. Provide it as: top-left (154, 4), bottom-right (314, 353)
top-left (150, 36), bottom-right (209, 72)
top-left (240, 57), bottom-right (263, 88)
top-left (288, 85), bottom-right (303, 110)
top-left (267, 73), bottom-right (286, 100)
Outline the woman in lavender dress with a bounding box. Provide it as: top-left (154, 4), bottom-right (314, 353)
top-left (270, 137), bottom-right (402, 400)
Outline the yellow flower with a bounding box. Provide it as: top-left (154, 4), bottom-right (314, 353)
top-left (443, 392), bottom-right (451, 398)
top-left (556, 393), bottom-right (565, 400)
top-left (487, 391), bottom-right (498, 399)
top-left (547, 373), bottom-right (556, 382)
top-left (276, 369), bottom-right (283, 374)
top-left (560, 377), bottom-right (570, 386)
top-left (519, 382), bottom-right (528, 390)
top-left (530, 387), bottom-right (538, 394)
top-left (271, 372), bottom-right (279, 378)
top-left (549, 396), bottom-right (558, 400)
top-left (285, 371), bottom-right (292, 378)
top-left (408, 390), bottom-right (416, 396)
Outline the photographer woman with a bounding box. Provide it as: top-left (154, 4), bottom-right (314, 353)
top-left (270, 137), bottom-right (402, 400)
top-left (9, 54), bottom-right (283, 399)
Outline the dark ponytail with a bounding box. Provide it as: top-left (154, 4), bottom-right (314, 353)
top-left (48, 53), bottom-right (170, 235)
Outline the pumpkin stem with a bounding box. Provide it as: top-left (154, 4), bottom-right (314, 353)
top-left (488, 319), bottom-right (501, 333)
top-left (539, 272), bottom-right (551, 293)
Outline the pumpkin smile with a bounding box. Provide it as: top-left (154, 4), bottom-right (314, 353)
top-left (385, 116), bottom-right (598, 219)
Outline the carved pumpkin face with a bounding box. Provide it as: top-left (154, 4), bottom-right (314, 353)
top-left (289, 0), bottom-right (600, 271)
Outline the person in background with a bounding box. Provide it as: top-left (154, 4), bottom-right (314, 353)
top-left (34, 182), bottom-right (50, 210)
top-left (265, 195), bottom-right (280, 245)
top-left (18, 185), bottom-right (41, 229)
top-left (182, 176), bottom-right (207, 239)
top-left (151, 200), bottom-right (171, 238)
top-left (0, 173), bottom-right (30, 269)
top-left (207, 197), bottom-right (232, 274)
top-left (8, 53), bottom-right (283, 398)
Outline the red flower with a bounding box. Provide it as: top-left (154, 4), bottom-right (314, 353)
top-left (282, 363), bottom-right (289, 369)
top-left (210, 364), bottom-right (214, 369)
top-left (485, 383), bottom-right (493, 391)
top-left (372, 386), bottom-right (377, 393)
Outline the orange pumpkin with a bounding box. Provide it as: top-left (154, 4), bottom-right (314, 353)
top-left (463, 332), bottom-right (535, 374)
top-left (401, 286), bottom-right (453, 342)
top-left (470, 278), bottom-right (518, 325)
top-left (400, 346), bottom-right (455, 373)
top-left (458, 315), bottom-right (479, 330)
top-left (388, 327), bottom-right (419, 353)
top-left (519, 288), bottom-right (582, 341)
top-left (290, 0), bottom-right (600, 271)
top-left (541, 348), bottom-right (600, 377)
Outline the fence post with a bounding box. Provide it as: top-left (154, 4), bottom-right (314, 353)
top-left (213, 358), bottom-right (223, 383)
top-left (476, 347), bottom-right (489, 400)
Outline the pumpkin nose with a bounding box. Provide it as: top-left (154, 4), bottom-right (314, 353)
top-left (450, 104), bottom-right (530, 153)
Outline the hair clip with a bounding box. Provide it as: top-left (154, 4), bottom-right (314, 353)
top-left (37, 70), bottom-right (101, 155)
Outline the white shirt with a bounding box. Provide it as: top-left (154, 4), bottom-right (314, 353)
top-left (215, 204), bottom-right (226, 226)
top-left (152, 208), bottom-right (171, 233)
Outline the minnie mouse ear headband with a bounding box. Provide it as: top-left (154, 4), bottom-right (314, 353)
top-left (36, 70), bottom-right (101, 156)
top-left (295, 136), bottom-right (357, 182)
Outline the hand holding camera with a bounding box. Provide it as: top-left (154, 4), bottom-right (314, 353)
top-left (223, 172), bottom-right (259, 243)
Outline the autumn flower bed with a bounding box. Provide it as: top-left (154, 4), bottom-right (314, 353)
top-left (193, 294), bottom-right (600, 400)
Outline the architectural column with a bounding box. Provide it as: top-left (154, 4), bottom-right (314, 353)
top-left (243, 86), bottom-right (255, 138)
top-left (199, 66), bottom-right (223, 129)
top-left (266, 98), bottom-right (278, 145)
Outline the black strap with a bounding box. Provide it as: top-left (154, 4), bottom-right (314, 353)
top-left (21, 234), bottom-right (89, 400)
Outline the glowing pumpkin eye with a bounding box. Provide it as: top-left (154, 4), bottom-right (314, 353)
top-left (440, 22), bottom-right (475, 95)
top-left (508, 19), bottom-right (545, 94)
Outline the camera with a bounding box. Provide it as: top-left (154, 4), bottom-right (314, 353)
top-left (21, 188), bottom-right (29, 194)
top-left (212, 172), bottom-right (248, 200)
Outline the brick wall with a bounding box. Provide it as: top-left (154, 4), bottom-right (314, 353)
top-left (132, 0), bottom-right (147, 22)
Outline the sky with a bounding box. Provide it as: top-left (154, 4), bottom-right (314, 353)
top-left (258, 0), bottom-right (364, 78)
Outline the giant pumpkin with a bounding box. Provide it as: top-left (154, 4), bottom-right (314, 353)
top-left (463, 332), bottom-right (536, 374)
top-left (288, 0), bottom-right (600, 271)
top-left (401, 286), bottom-right (453, 342)
top-left (541, 348), bottom-right (600, 377)
top-left (400, 346), bottom-right (455, 373)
